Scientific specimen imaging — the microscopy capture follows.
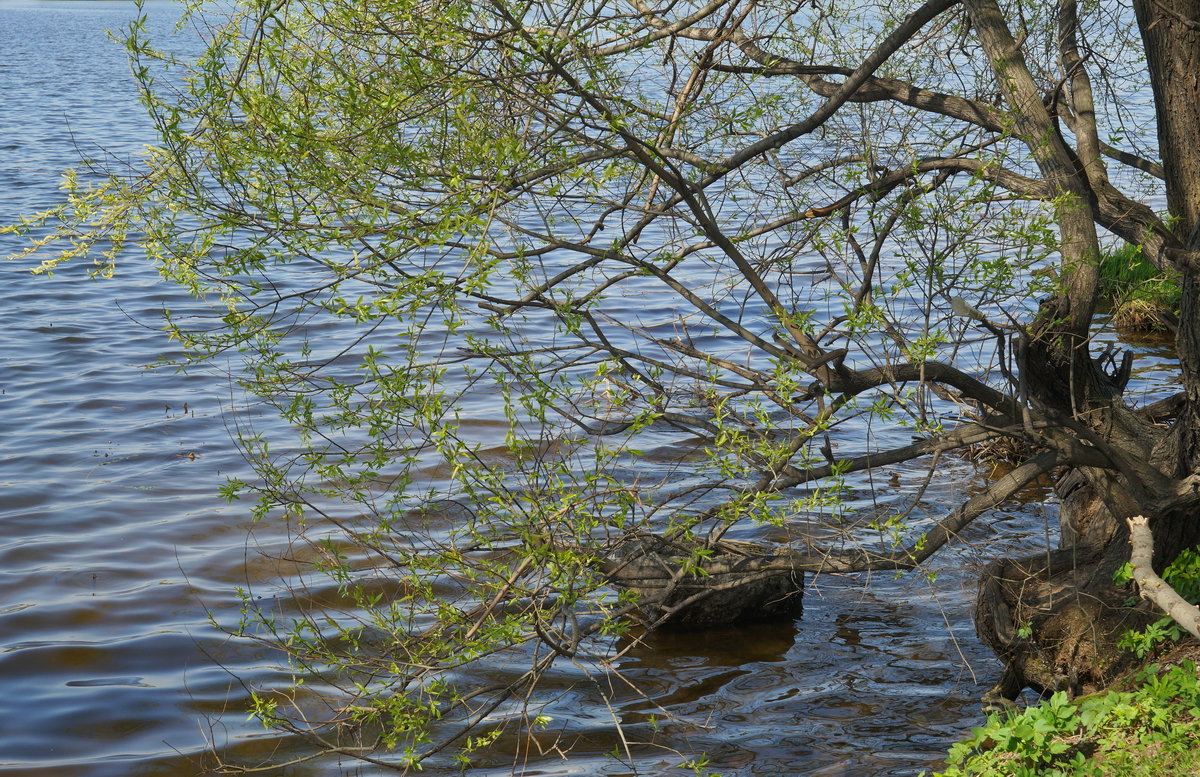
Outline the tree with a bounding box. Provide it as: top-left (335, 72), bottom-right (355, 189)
top-left (9, 0), bottom-right (1200, 770)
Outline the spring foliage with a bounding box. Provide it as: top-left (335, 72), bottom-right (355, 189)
top-left (6, 0), bottom-right (1197, 770)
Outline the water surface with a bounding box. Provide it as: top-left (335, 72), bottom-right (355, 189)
top-left (0, 3), bottom-right (1168, 775)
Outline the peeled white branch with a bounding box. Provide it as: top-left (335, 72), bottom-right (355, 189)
top-left (1127, 515), bottom-right (1200, 639)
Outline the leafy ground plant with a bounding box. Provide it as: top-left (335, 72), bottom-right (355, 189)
top-left (1116, 546), bottom-right (1200, 658)
top-left (928, 663), bottom-right (1200, 777)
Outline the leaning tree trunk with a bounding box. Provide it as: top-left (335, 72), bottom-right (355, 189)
top-left (970, 0), bottom-right (1200, 701)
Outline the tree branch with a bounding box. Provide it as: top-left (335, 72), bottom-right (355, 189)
top-left (785, 450), bottom-right (1063, 572)
top-left (1127, 515), bottom-right (1200, 639)
top-left (713, 62), bottom-right (1011, 135)
top-left (796, 156), bottom-right (1051, 219)
top-left (700, 0), bottom-right (963, 171)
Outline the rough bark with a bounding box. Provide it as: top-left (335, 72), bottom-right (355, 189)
top-left (968, 0), bottom-right (1200, 702)
top-left (1132, 0), bottom-right (1200, 483)
top-left (602, 534), bottom-right (804, 626)
top-left (964, 0), bottom-right (1103, 412)
top-left (1134, 0), bottom-right (1200, 231)
top-left (975, 544), bottom-right (1154, 700)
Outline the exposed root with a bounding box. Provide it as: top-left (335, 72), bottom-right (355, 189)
top-left (975, 547), bottom-right (1153, 699)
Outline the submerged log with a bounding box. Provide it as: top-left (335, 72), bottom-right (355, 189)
top-left (602, 533), bottom-right (804, 627)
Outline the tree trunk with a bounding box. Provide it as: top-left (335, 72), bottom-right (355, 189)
top-left (1134, 0), bottom-right (1200, 232)
top-left (974, 1), bottom-right (1200, 700)
top-left (1134, 0), bottom-right (1200, 484)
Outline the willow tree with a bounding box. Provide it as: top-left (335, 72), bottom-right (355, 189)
top-left (10, 0), bottom-right (1200, 770)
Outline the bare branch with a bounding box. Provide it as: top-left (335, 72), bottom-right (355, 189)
top-left (697, 0), bottom-right (964, 171)
top-left (1127, 515), bottom-right (1200, 639)
top-left (796, 156), bottom-right (1051, 219)
top-left (715, 61), bottom-right (1012, 135)
top-left (757, 420), bottom-right (1028, 491)
top-left (1057, 0), bottom-right (1108, 187)
top-left (786, 450), bottom-right (1063, 572)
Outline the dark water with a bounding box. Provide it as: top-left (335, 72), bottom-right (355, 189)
top-left (0, 3), bottom-right (1177, 776)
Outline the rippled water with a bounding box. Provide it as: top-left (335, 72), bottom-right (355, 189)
top-left (0, 4), bottom-right (268, 774)
top-left (0, 3), bottom-right (1177, 776)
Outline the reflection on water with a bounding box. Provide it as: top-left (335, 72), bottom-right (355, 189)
top-left (0, 2), bottom-right (1179, 776)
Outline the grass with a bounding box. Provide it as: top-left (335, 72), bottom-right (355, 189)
top-left (1098, 244), bottom-right (1180, 333)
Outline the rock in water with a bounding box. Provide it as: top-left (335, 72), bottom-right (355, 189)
top-left (602, 533), bottom-right (804, 627)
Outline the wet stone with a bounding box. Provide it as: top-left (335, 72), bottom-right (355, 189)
top-left (602, 533), bottom-right (804, 627)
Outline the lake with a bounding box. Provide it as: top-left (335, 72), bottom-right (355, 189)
top-left (0, 2), bottom-right (1177, 775)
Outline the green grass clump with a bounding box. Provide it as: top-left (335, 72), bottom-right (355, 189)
top-left (926, 663), bottom-right (1200, 777)
top-left (1098, 244), bottom-right (1180, 332)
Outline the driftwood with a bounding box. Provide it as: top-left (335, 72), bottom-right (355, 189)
top-left (1128, 515), bottom-right (1200, 639)
top-left (601, 533), bottom-right (804, 627)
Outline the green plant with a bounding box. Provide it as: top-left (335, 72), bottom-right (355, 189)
top-left (1097, 243), bottom-right (1181, 331)
top-left (1098, 244), bottom-right (1167, 293)
top-left (928, 663), bottom-right (1200, 777)
top-left (1116, 547), bottom-right (1200, 658)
